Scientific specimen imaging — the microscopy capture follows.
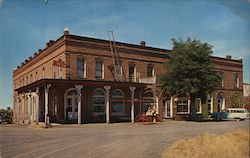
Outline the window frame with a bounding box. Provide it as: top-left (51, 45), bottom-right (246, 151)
top-left (111, 89), bottom-right (125, 114)
top-left (77, 58), bottom-right (86, 79)
top-left (92, 89), bottom-right (105, 114)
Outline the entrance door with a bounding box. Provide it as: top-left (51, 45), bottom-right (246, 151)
top-left (217, 95), bottom-right (224, 112)
top-left (66, 90), bottom-right (78, 120)
top-left (165, 100), bottom-right (171, 118)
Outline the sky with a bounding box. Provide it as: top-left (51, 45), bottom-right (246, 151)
top-left (0, 0), bottom-right (249, 109)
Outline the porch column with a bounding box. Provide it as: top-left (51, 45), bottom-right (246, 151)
top-left (210, 96), bottom-right (214, 113)
top-left (104, 86), bottom-right (111, 124)
top-left (22, 94), bottom-right (25, 123)
top-left (44, 84), bottom-right (51, 127)
top-left (28, 90), bottom-right (32, 124)
top-left (170, 97), bottom-right (174, 118)
top-left (17, 96), bottom-right (21, 124)
top-left (129, 87), bottom-right (136, 123)
top-left (36, 87), bottom-right (39, 125)
top-left (75, 85), bottom-right (83, 125)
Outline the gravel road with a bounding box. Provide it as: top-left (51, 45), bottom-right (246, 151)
top-left (0, 120), bottom-right (249, 158)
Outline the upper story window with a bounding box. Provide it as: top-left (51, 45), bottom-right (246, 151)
top-left (233, 73), bottom-right (239, 89)
top-left (59, 67), bottom-right (63, 79)
top-left (30, 74), bottom-right (33, 83)
top-left (53, 64), bottom-right (57, 79)
top-left (26, 76), bottom-right (29, 85)
top-left (95, 59), bottom-right (104, 79)
top-left (77, 58), bottom-right (86, 79)
top-left (35, 72), bottom-right (38, 81)
top-left (42, 68), bottom-right (45, 78)
top-left (218, 71), bottom-right (224, 87)
top-left (129, 63), bottom-right (136, 82)
top-left (147, 64), bottom-right (154, 77)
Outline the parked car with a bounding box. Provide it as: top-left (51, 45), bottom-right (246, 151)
top-left (0, 116), bottom-right (2, 124)
top-left (211, 108), bottom-right (249, 121)
top-left (226, 108), bottom-right (249, 120)
top-left (211, 111), bottom-right (228, 121)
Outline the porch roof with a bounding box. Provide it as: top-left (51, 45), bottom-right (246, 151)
top-left (15, 79), bottom-right (149, 93)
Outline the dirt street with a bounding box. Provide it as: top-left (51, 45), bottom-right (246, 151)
top-left (0, 120), bottom-right (249, 158)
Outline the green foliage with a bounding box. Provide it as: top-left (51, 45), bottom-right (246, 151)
top-left (0, 109), bottom-right (13, 123)
top-left (229, 93), bottom-right (243, 108)
top-left (161, 38), bottom-right (221, 116)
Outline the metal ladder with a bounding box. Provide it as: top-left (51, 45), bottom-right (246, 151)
top-left (108, 31), bottom-right (122, 82)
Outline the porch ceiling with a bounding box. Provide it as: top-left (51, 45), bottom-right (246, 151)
top-left (15, 79), bottom-right (148, 93)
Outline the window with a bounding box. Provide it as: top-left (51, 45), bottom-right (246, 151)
top-left (30, 74), bottom-right (33, 83)
top-left (35, 72), bottom-right (38, 81)
top-left (77, 58), bottom-right (86, 78)
top-left (234, 73), bottom-right (239, 89)
top-left (195, 98), bottom-right (201, 113)
top-left (112, 89), bottom-right (124, 113)
top-left (59, 67), bottom-right (63, 79)
top-left (93, 89), bottom-right (105, 113)
top-left (26, 76), bottom-right (29, 85)
top-left (207, 95), bottom-right (212, 113)
top-left (95, 60), bottom-right (103, 79)
top-left (52, 91), bottom-right (57, 114)
top-left (129, 64), bottom-right (136, 82)
top-left (177, 99), bottom-right (189, 113)
top-left (147, 64), bottom-right (154, 77)
top-left (219, 71), bottom-right (224, 87)
top-left (53, 64), bottom-right (56, 79)
top-left (142, 91), bottom-right (154, 112)
top-left (217, 95), bottom-right (224, 112)
top-left (42, 68), bottom-right (45, 78)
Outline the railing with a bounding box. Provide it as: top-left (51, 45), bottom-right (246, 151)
top-left (139, 76), bottom-right (156, 84)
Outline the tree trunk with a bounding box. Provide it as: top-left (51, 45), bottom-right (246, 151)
top-left (189, 93), bottom-right (196, 119)
top-left (201, 93), bottom-right (208, 118)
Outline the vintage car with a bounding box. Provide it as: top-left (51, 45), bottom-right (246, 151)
top-left (211, 108), bottom-right (249, 121)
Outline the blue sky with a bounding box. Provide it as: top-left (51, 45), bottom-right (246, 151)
top-left (0, 0), bottom-right (249, 108)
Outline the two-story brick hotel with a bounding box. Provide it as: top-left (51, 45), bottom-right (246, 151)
top-left (13, 29), bottom-right (243, 124)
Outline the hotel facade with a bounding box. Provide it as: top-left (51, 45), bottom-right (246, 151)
top-left (13, 29), bottom-right (243, 124)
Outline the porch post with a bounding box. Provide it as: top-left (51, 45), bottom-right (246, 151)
top-left (75, 85), bottom-right (83, 125)
top-left (17, 96), bottom-right (21, 124)
top-left (28, 90), bottom-right (32, 124)
top-left (170, 97), bottom-right (174, 118)
top-left (129, 87), bottom-right (136, 123)
top-left (104, 86), bottom-right (111, 124)
top-left (44, 84), bottom-right (51, 127)
top-left (36, 87), bottom-right (39, 125)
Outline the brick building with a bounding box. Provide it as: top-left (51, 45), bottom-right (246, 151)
top-left (13, 29), bottom-right (243, 124)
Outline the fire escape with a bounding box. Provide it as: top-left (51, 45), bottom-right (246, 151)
top-left (108, 31), bottom-right (124, 82)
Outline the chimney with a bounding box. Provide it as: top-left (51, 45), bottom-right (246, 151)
top-left (226, 55), bottom-right (232, 59)
top-left (64, 27), bottom-right (69, 35)
top-left (140, 41), bottom-right (146, 46)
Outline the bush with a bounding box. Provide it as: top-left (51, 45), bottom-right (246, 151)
top-left (0, 109), bottom-right (13, 124)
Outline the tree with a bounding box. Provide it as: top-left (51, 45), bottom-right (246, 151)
top-left (229, 93), bottom-right (243, 108)
top-left (161, 38), bottom-right (221, 118)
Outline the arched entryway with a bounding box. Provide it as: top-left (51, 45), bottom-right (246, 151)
top-left (163, 94), bottom-right (171, 118)
top-left (111, 89), bottom-right (124, 114)
top-left (217, 93), bottom-right (225, 112)
top-left (64, 89), bottom-right (78, 120)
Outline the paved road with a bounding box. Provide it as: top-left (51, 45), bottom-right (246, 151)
top-left (0, 120), bottom-right (249, 158)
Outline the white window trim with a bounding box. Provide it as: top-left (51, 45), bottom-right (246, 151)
top-left (176, 99), bottom-right (190, 114)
